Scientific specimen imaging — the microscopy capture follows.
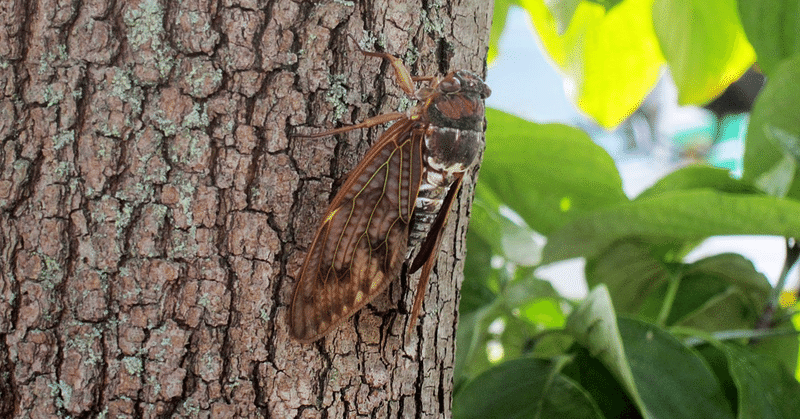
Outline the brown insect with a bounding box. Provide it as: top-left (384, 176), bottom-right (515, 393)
top-left (289, 45), bottom-right (491, 343)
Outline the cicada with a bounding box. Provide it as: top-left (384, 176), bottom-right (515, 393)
top-left (289, 46), bottom-right (491, 343)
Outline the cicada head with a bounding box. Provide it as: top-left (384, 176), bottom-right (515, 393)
top-left (426, 70), bottom-right (491, 132)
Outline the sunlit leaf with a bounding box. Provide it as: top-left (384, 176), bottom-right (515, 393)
top-left (584, 0), bottom-right (625, 10)
top-left (488, 0), bottom-right (519, 65)
top-left (544, 0), bottom-right (581, 34)
top-left (652, 0), bottom-right (755, 105)
top-left (521, 0), bottom-right (664, 127)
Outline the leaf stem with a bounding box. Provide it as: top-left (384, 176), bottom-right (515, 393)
top-left (656, 269), bottom-right (682, 327)
top-left (756, 237), bottom-right (800, 329)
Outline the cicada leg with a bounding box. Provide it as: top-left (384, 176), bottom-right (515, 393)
top-left (294, 112), bottom-right (406, 138)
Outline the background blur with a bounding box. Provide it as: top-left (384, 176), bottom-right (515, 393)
top-left (485, 6), bottom-right (797, 300)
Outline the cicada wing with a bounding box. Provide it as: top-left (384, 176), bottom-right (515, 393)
top-left (290, 120), bottom-right (425, 342)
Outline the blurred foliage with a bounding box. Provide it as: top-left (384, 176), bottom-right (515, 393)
top-left (455, 0), bottom-right (800, 417)
top-left (488, 0), bottom-right (755, 128)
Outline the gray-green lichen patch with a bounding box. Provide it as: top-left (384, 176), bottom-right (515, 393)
top-left (146, 88), bottom-right (207, 138)
top-left (108, 68), bottom-right (144, 115)
top-left (178, 57), bottom-right (223, 98)
top-left (122, 356), bottom-right (143, 376)
top-left (69, 264), bottom-right (110, 322)
top-left (53, 130), bottom-right (75, 151)
top-left (172, 4), bottom-right (220, 54)
top-left (123, 0), bottom-right (167, 50)
top-left (49, 380), bottom-right (73, 410)
top-left (326, 73), bottom-right (349, 122)
top-left (89, 67), bottom-right (144, 138)
top-left (123, 0), bottom-right (175, 84)
top-left (38, 253), bottom-right (63, 284)
top-left (52, 161), bottom-right (76, 181)
top-left (358, 30), bottom-right (386, 50)
top-left (421, 8), bottom-right (446, 37)
top-left (65, 324), bottom-right (103, 366)
top-left (83, 195), bottom-right (125, 272)
top-left (149, 111), bottom-right (178, 137)
top-left (167, 225), bottom-right (199, 260)
top-left (116, 202), bottom-right (134, 234)
top-left (140, 320), bottom-right (189, 400)
top-left (161, 171), bottom-right (198, 228)
top-left (43, 85), bottom-right (65, 108)
top-left (404, 47), bottom-right (420, 67)
top-left (397, 95), bottom-right (415, 113)
top-left (182, 103), bottom-right (209, 130)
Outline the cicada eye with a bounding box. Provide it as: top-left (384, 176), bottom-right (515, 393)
top-left (438, 77), bottom-right (461, 93)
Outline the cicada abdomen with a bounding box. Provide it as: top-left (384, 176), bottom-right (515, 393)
top-left (289, 47), bottom-right (491, 343)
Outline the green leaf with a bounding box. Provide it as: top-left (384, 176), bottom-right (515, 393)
top-left (737, 0), bottom-right (800, 76)
top-left (563, 347), bottom-right (640, 418)
top-left (636, 165), bottom-right (759, 199)
top-left (453, 357), bottom-right (605, 419)
top-left (673, 287), bottom-right (757, 331)
top-left (469, 183), bottom-right (507, 257)
top-left (682, 254), bottom-right (771, 304)
top-left (543, 0), bottom-right (582, 34)
top-left (482, 109), bottom-right (626, 235)
top-left (618, 318), bottom-right (735, 419)
top-left (584, 0), bottom-right (625, 10)
top-left (462, 229), bottom-right (499, 314)
top-left (566, 287), bottom-right (736, 418)
top-left (543, 190), bottom-right (800, 263)
top-left (743, 53), bottom-right (800, 199)
top-left (488, 0), bottom-right (518, 64)
top-left (696, 345), bottom-right (738, 407)
top-left (755, 153), bottom-right (797, 198)
top-left (522, 0), bottom-right (665, 127)
top-left (503, 274), bottom-right (561, 310)
top-left (565, 286), bottom-right (646, 411)
top-left (750, 317), bottom-right (800, 377)
top-left (652, 0), bottom-right (755, 105)
top-left (664, 254), bottom-right (771, 332)
top-left (455, 304), bottom-right (501, 387)
top-left (473, 183), bottom-right (545, 266)
top-left (499, 314), bottom-right (547, 362)
top-left (585, 240), bottom-right (670, 314)
top-left (723, 344), bottom-right (800, 419)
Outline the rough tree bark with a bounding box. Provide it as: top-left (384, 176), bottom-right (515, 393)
top-left (0, 0), bottom-right (491, 417)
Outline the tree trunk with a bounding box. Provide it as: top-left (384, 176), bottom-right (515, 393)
top-left (0, 0), bottom-right (491, 417)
